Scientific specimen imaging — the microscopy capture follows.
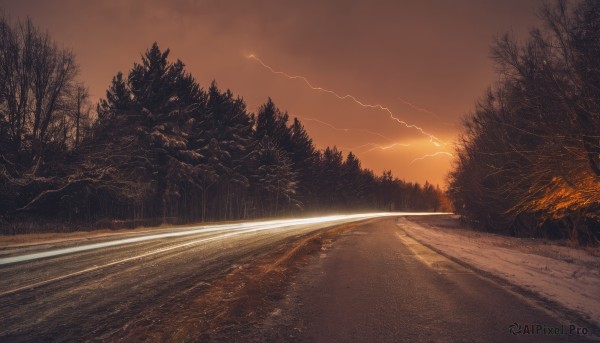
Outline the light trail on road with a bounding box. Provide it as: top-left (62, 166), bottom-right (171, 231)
top-left (1, 212), bottom-right (465, 341)
top-left (0, 213), bottom-right (450, 299)
top-left (0, 213), bottom-right (391, 297)
top-left (0, 232), bottom-right (246, 297)
top-left (0, 213), bottom-right (399, 266)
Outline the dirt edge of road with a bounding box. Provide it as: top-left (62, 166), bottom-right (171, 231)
top-left (401, 216), bottom-right (600, 338)
top-left (110, 218), bottom-right (380, 343)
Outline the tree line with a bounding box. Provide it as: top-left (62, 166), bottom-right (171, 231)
top-left (448, 0), bottom-right (600, 244)
top-left (0, 16), bottom-right (449, 233)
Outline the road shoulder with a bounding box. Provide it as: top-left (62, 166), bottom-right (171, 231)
top-left (401, 215), bottom-right (600, 332)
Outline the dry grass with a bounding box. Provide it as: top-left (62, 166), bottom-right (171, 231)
top-left (527, 171), bottom-right (600, 219)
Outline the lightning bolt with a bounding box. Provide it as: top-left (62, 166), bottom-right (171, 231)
top-left (247, 54), bottom-right (444, 146)
top-left (409, 152), bottom-right (454, 165)
top-left (396, 97), bottom-right (455, 128)
top-left (339, 142), bottom-right (376, 152)
top-left (396, 97), bottom-right (440, 119)
top-left (358, 142), bottom-right (411, 154)
top-left (296, 115), bottom-right (395, 142)
top-left (338, 142), bottom-right (411, 155)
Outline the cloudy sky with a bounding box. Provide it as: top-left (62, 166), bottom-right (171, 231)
top-left (1, 0), bottom-right (547, 186)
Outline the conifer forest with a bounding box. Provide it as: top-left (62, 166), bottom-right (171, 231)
top-left (0, 18), bottom-right (448, 233)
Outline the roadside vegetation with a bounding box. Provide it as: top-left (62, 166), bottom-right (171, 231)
top-left (448, 0), bottom-right (600, 245)
top-left (0, 16), bottom-right (450, 234)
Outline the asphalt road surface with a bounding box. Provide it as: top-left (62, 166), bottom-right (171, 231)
top-left (260, 218), bottom-right (597, 343)
top-left (1, 214), bottom-right (596, 342)
top-left (0, 213), bottom-right (392, 342)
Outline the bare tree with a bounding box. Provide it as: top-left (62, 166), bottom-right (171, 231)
top-left (0, 16), bottom-right (78, 173)
top-left (449, 0), bottom-right (600, 243)
top-left (72, 84), bottom-right (91, 148)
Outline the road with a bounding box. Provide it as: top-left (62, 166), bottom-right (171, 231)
top-left (1, 214), bottom-right (596, 342)
top-left (0, 213), bottom-right (392, 342)
top-left (259, 217), bottom-right (597, 342)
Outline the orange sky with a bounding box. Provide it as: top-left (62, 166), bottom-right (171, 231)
top-left (1, 0), bottom-right (546, 187)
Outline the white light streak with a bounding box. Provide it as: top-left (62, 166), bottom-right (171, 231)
top-left (409, 152), bottom-right (454, 165)
top-left (296, 115), bottom-right (395, 142)
top-left (357, 142), bottom-right (412, 155)
top-left (396, 97), bottom-right (441, 119)
top-left (0, 213), bottom-right (395, 266)
top-left (247, 54), bottom-right (444, 146)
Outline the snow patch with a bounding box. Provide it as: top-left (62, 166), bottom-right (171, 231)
top-left (398, 217), bottom-right (600, 327)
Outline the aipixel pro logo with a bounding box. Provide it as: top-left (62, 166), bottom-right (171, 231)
top-left (509, 322), bottom-right (589, 336)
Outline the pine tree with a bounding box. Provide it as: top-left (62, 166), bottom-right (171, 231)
top-left (288, 117), bottom-right (318, 210)
top-left (341, 152), bottom-right (365, 209)
top-left (315, 146), bottom-right (344, 209)
top-left (250, 137), bottom-right (297, 216)
top-left (203, 82), bottom-right (254, 220)
top-left (92, 43), bottom-right (207, 222)
top-left (97, 72), bottom-right (131, 120)
top-left (255, 98), bottom-right (292, 150)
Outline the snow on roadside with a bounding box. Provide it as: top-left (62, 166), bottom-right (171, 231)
top-left (398, 216), bottom-right (600, 328)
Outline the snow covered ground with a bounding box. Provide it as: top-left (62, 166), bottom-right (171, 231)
top-left (398, 216), bottom-right (600, 328)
